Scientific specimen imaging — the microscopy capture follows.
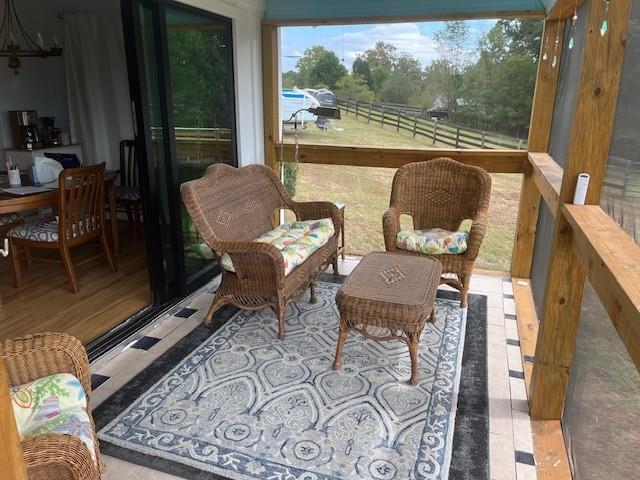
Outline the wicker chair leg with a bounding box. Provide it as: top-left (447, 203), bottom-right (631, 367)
top-left (407, 331), bottom-right (421, 385)
top-left (309, 282), bottom-right (317, 304)
top-left (332, 323), bottom-right (349, 369)
top-left (276, 300), bottom-right (286, 340)
top-left (205, 293), bottom-right (228, 324)
top-left (429, 306), bottom-right (436, 323)
top-left (460, 274), bottom-right (471, 307)
top-left (332, 253), bottom-right (339, 275)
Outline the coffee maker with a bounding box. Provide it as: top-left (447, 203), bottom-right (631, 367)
top-left (9, 110), bottom-right (41, 150)
top-left (40, 116), bottom-right (61, 147)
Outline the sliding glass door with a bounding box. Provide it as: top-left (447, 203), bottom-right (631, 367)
top-left (122, 0), bottom-right (237, 303)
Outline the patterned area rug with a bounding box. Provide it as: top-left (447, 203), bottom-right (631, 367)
top-left (95, 280), bottom-right (488, 480)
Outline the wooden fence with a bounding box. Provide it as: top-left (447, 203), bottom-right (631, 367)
top-left (337, 97), bottom-right (527, 151)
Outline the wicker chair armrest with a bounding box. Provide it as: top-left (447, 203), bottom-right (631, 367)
top-left (382, 206), bottom-right (401, 251)
top-left (219, 241), bottom-right (286, 284)
top-left (465, 209), bottom-right (489, 260)
top-left (290, 201), bottom-right (342, 238)
top-left (0, 333), bottom-right (91, 397)
top-left (22, 434), bottom-right (101, 480)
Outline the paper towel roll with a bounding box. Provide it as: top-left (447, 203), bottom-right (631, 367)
top-left (573, 173), bottom-right (590, 205)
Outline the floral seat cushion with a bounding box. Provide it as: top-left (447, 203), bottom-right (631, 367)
top-left (115, 185), bottom-right (141, 202)
top-left (0, 213), bottom-right (22, 226)
top-left (10, 373), bottom-right (96, 463)
top-left (396, 219), bottom-right (473, 255)
top-left (221, 218), bottom-right (335, 276)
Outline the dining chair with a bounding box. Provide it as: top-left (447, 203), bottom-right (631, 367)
top-left (7, 164), bottom-right (117, 293)
top-left (115, 140), bottom-right (143, 236)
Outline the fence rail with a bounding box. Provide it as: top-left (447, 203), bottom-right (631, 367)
top-left (337, 97), bottom-right (527, 151)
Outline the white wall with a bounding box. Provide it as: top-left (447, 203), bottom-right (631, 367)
top-left (0, 0), bottom-right (121, 165)
top-left (176, 0), bottom-right (266, 166)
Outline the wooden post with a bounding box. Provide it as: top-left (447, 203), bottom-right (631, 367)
top-left (455, 128), bottom-right (460, 148)
top-left (511, 19), bottom-right (565, 278)
top-left (432, 119), bottom-right (438, 145)
top-left (354, 100), bottom-right (359, 119)
top-left (396, 110), bottom-right (401, 132)
top-left (0, 359), bottom-right (28, 480)
top-left (413, 115), bottom-right (418, 138)
top-left (367, 103), bottom-right (372, 123)
top-left (481, 131), bottom-right (486, 148)
top-left (530, 0), bottom-right (632, 420)
top-left (261, 24), bottom-right (280, 174)
top-left (380, 106), bottom-right (385, 127)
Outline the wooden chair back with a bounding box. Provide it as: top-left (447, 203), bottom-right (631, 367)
top-left (119, 140), bottom-right (139, 188)
top-left (58, 164), bottom-right (105, 245)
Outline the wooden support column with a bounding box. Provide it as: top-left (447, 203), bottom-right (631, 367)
top-left (0, 359), bottom-right (28, 480)
top-left (530, 0), bottom-right (632, 420)
top-left (511, 19), bottom-right (564, 278)
top-left (262, 24), bottom-right (280, 173)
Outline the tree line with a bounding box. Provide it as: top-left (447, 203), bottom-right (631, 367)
top-left (282, 20), bottom-right (543, 138)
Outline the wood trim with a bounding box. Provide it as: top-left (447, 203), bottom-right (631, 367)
top-left (530, 0), bottom-right (633, 420)
top-left (511, 19), bottom-right (565, 278)
top-left (532, 420), bottom-right (573, 480)
top-left (529, 152), bottom-right (563, 217)
top-left (262, 10), bottom-right (546, 27)
top-left (275, 142), bottom-right (527, 173)
top-left (0, 359), bottom-right (28, 480)
top-left (547, 0), bottom-right (588, 20)
top-left (261, 24), bottom-right (280, 173)
top-left (512, 278), bottom-right (539, 395)
top-left (512, 279), bottom-right (573, 479)
top-left (563, 204), bottom-right (640, 373)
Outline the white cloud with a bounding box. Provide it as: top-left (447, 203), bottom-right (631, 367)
top-left (327, 23), bottom-right (439, 69)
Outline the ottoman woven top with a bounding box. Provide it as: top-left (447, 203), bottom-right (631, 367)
top-left (336, 252), bottom-right (442, 325)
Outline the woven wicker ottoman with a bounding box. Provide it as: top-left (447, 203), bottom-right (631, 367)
top-left (332, 252), bottom-right (442, 385)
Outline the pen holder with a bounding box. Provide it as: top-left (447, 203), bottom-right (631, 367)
top-left (8, 169), bottom-right (21, 187)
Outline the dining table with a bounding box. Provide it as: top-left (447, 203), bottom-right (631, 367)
top-left (0, 171), bottom-right (121, 255)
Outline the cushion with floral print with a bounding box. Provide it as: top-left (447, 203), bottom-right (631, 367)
top-left (221, 218), bottom-right (335, 276)
top-left (396, 219), bottom-right (473, 255)
top-left (10, 373), bottom-right (96, 463)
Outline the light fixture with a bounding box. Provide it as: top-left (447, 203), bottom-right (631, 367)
top-left (0, 0), bottom-right (62, 74)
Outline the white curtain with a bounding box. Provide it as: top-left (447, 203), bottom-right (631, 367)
top-left (64, 13), bottom-right (133, 170)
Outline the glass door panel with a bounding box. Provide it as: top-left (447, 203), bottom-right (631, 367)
top-left (165, 7), bottom-right (236, 284)
top-left (123, 0), bottom-right (237, 299)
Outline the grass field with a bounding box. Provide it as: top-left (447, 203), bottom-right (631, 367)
top-left (283, 115), bottom-right (522, 272)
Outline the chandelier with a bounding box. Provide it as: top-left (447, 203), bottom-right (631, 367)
top-left (0, 0), bottom-right (62, 74)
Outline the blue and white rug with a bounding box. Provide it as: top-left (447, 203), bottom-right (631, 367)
top-left (97, 281), bottom-right (469, 480)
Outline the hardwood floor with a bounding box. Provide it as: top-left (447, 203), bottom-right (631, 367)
top-left (0, 225), bottom-right (150, 344)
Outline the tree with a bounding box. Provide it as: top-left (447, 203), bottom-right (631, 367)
top-left (359, 42), bottom-right (398, 93)
top-left (352, 56), bottom-right (373, 89)
top-left (296, 46), bottom-right (347, 89)
top-left (282, 70), bottom-right (300, 89)
top-left (334, 74), bottom-right (375, 102)
top-left (379, 55), bottom-right (423, 104)
top-left (426, 21), bottom-right (472, 115)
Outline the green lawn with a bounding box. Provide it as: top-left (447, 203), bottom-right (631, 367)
top-left (284, 114), bottom-right (521, 272)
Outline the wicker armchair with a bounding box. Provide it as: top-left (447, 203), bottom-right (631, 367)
top-left (383, 158), bottom-right (492, 307)
top-left (1, 333), bottom-right (102, 480)
top-left (181, 163), bottom-right (341, 338)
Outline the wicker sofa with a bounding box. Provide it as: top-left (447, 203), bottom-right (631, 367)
top-left (181, 163), bottom-right (341, 339)
top-left (383, 158), bottom-right (492, 307)
top-left (1, 333), bottom-right (102, 480)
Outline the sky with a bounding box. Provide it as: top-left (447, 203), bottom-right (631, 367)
top-left (280, 20), bottom-right (499, 73)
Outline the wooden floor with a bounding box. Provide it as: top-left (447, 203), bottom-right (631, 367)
top-left (0, 225), bottom-right (150, 344)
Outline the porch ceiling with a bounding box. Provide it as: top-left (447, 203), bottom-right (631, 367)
top-left (264, 0), bottom-right (550, 23)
